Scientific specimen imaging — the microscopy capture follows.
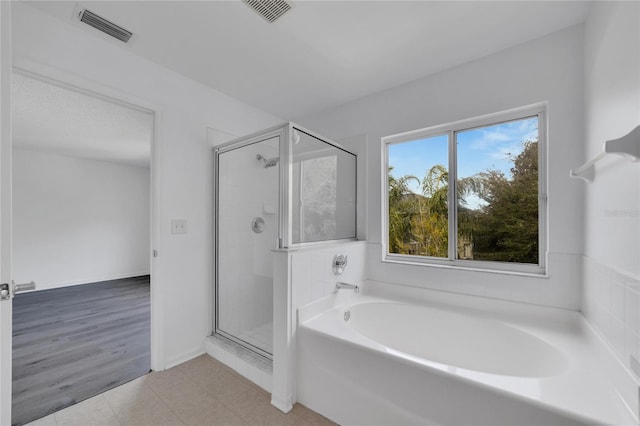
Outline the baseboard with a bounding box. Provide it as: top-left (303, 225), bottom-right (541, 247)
top-left (32, 271), bottom-right (151, 292)
top-left (271, 395), bottom-right (293, 413)
top-left (164, 345), bottom-right (206, 370)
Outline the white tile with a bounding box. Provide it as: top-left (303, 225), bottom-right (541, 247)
top-left (24, 414), bottom-right (57, 426)
top-left (508, 281), bottom-right (540, 305)
top-left (610, 318), bottom-right (626, 360)
top-left (235, 357), bottom-right (249, 378)
top-left (259, 371), bottom-right (273, 393)
top-left (292, 255), bottom-right (313, 308)
top-left (627, 274), bottom-right (640, 293)
top-left (311, 277), bottom-right (325, 302)
top-left (625, 327), bottom-right (640, 376)
top-left (54, 395), bottom-right (120, 426)
top-left (594, 306), bottom-right (613, 344)
top-left (625, 288), bottom-right (640, 334)
top-left (595, 272), bottom-right (612, 312)
top-left (245, 363), bottom-right (262, 387)
top-left (582, 267), bottom-right (594, 313)
top-left (538, 279), bottom-right (566, 308)
top-left (611, 282), bottom-right (626, 322)
top-left (217, 347), bottom-right (235, 369)
top-left (208, 341), bottom-right (220, 359)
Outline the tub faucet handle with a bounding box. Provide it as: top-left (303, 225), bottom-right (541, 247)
top-left (333, 254), bottom-right (348, 275)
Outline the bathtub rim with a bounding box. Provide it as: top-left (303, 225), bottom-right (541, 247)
top-left (299, 317), bottom-right (603, 426)
top-left (297, 288), bottom-right (639, 425)
top-left (343, 300), bottom-right (571, 378)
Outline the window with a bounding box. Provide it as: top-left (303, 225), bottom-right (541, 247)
top-left (290, 128), bottom-right (357, 244)
top-left (383, 105), bottom-right (546, 274)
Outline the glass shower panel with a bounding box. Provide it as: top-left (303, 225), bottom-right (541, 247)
top-left (216, 136), bottom-right (279, 357)
top-left (291, 129), bottom-right (356, 244)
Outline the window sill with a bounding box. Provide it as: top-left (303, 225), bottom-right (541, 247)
top-left (383, 254), bottom-right (548, 278)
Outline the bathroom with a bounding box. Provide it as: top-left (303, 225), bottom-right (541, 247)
top-left (0, 1), bottom-right (639, 425)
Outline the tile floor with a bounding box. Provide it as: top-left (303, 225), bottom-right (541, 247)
top-left (25, 354), bottom-right (335, 426)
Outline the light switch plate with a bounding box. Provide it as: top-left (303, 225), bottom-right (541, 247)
top-left (171, 219), bottom-right (187, 234)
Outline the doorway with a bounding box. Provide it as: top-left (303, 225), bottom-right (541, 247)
top-left (10, 70), bottom-right (154, 425)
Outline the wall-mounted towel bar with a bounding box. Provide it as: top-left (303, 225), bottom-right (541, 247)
top-left (570, 125), bottom-right (640, 182)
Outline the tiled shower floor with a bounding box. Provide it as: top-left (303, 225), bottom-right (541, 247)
top-left (236, 321), bottom-right (273, 354)
top-left (25, 354), bottom-right (335, 426)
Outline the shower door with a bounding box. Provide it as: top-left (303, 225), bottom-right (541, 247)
top-left (215, 135), bottom-right (279, 358)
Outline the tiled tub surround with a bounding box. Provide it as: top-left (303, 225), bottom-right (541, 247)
top-left (582, 256), bottom-right (640, 409)
top-left (272, 241), bottom-right (367, 412)
top-left (297, 285), bottom-right (637, 425)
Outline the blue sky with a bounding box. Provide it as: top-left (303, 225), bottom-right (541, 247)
top-left (388, 116), bottom-right (538, 208)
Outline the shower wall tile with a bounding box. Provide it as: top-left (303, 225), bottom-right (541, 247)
top-left (626, 288), bottom-right (640, 334)
top-left (273, 240), bottom-right (367, 403)
top-left (290, 241), bottom-right (367, 313)
top-left (366, 243), bottom-right (581, 310)
top-left (217, 138), bottom-right (279, 354)
top-left (611, 282), bottom-right (625, 323)
top-left (583, 256), bottom-right (640, 379)
top-left (625, 328), bottom-right (640, 372)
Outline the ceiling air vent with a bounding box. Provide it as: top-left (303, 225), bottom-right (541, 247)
top-left (243, 0), bottom-right (295, 23)
top-left (78, 9), bottom-right (133, 43)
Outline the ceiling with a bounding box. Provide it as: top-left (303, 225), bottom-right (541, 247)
top-left (26, 0), bottom-right (592, 120)
top-left (12, 72), bottom-right (153, 167)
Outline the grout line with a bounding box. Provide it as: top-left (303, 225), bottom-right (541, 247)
top-left (101, 394), bottom-right (123, 426)
top-left (141, 374), bottom-right (187, 425)
top-left (102, 389), bottom-right (124, 426)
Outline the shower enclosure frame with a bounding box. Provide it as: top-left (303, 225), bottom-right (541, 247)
top-left (212, 122), bottom-right (357, 359)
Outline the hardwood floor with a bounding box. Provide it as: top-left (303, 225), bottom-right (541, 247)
top-left (12, 276), bottom-right (151, 426)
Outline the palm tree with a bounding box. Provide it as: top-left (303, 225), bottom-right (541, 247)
top-left (418, 164), bottom-right (483, 257)
top-left (388, 167), bottom-right (419, 253)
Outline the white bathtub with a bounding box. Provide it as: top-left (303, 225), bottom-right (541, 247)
top-left (297, 291), bottom-right (637, 425)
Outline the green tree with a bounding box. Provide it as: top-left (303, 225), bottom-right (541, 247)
top-left (412, 164), bottom-right (449, 256)
top-left (388, 140), bottom-right (539, 264)
top-left (469, 140), bottom-right (539, 263)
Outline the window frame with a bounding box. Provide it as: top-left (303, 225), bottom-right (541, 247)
top-left (382, 104), bottom-right (548, 275)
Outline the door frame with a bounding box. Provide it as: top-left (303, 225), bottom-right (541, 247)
top-left (0, 5), bottom-right (166, 419)
top-left (11, 65), bottom-right (164, 370)
top-left (0, 2), bottom-right (14, 425)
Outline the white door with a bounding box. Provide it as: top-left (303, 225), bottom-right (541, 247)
top-left (0, 2), bottom-right (12, 424)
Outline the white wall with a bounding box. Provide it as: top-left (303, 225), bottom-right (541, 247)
top-left (12, 149), bottom-right (150, 290)
top-left (298, 26), bottom-right (585, 310)
top-left (581, 2), bottom-right (640, 378)
top-left (11, 2), bottom-right (282, 368)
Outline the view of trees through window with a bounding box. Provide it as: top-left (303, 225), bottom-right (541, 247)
top-left (387, 115), bottom-right (540, 265)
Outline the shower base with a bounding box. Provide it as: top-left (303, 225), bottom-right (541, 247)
top-left (205, 334), bottom-right (272, 392)
top-left (237, 321), bottom-right (273, 355)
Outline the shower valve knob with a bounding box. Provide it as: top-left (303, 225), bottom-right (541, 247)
top-left (333, 254), bottom-right (348, 275)
top-left (251, 217), bottom-right (265, 234)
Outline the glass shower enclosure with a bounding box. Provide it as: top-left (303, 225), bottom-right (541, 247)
top-left (214, 123), bottom-right (357, 359)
